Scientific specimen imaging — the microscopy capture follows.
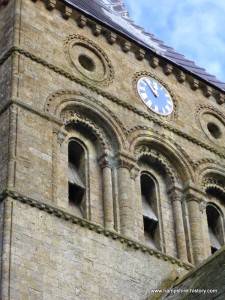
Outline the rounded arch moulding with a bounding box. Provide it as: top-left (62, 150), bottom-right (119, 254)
top-left (130, 133), bottom-right (194, 187)
top-left (44, 90), bottom-right (127, 151)
top-left (199, 166), bottom-right (225, 199)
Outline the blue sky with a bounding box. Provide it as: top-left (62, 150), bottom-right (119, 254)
top-left (122, 0), bottom-right (225, 83)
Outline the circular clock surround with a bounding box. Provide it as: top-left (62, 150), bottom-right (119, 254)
top-left (137, 76), bottom-right (174, 116)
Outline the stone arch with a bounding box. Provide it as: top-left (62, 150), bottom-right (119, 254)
top-left (197, 162), bottom-right (225, 197)
top-left (197, 165), bottom-right (225, 257)
top-left (129, 132), bottom-right (194, 185)
top-left (130, 133), bottom-right (191, 260)
top-left (45, 90), bottom-right (127, 151)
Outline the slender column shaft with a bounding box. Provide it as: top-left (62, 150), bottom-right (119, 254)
top-left (172, 197), bottom-right (188, 262)
top-left (102, 165), bottom-right (114, 230)
top-left (187, 198), bottom-right (203, 264)
top-left (117, 166), bottom-right (133, 237)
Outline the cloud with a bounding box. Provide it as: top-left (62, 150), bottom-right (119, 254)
top-left (123, 0), bottom-right (225, 82)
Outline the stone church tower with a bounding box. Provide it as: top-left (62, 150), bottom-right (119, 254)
top-left (0, 0), bottom-right (225, 298)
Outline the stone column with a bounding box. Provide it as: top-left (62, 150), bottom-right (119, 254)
top-left (185, 187), bottom-right (205, 265)
top-left (52, 127), bottom-right (67, 205)
top-left (7, 106), bottom-right (18, 189)
top-left (117, 152), bottom-right (135, 238)
top-left (130, 165), bottom-right (141, 240)
top-left (168, 187), bottom-right (188, 262)
top-left (199, 200), bottom-right (211, 259)
top-left (99, 154), bottom-right (114, 231)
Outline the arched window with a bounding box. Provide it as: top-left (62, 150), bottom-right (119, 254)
top-left (206, 205), bottom-right (223, 254)
top-left (141, 173), bottom-right (158, 249)
top-left (68, 139), bottom-right (86, 218)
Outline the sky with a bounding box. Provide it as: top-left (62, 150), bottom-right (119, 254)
top-left (122, 0), bottom-right (225, 83)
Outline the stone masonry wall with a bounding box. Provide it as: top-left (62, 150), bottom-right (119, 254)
top-left (1, 198), bottom-right (188, 300)
top-left (0, 110), bottom-right (9, 193)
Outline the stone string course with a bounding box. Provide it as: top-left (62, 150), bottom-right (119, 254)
top-left (1, 46), bottom-right (224, 158)
top-left (0, 188), bottom-right (193, 271)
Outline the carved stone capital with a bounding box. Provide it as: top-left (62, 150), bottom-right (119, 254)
top-left (184, 185), bottom-right (205, 204)
top-left (98, 153), bottom-right (113, 169)
top-left (57, 129), bottom-right (67, 145)
top-left (130, 165), bottom-right (140, 180)
top-left (116, 152), bottom-right (136, 170)
top-left (199, 200), bottom-right (207, 213)
top-left (168, 186), bottom-right (183, 203)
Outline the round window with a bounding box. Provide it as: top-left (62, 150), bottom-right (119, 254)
top-left (78, 54), bottom-right (95, 72)
top-left (207, 122), bottom-right (222, 139)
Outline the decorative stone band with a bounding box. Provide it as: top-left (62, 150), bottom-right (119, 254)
top-left (1, 46), bottom-right (225, 159)
top-left (0, 189), bottom-right (193, 270)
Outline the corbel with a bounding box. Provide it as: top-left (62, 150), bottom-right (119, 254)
top-left (136, 48), bottom-right (145, 60)
top-left (62, 6), bottom-right (72, 20)
top-left (46, 0), bottom-right (56, 11)
top-left (150, 56), bottom-right (159, 68)
top-left (217, 93), bottom-right (225, 105)
top-left (122, 41), bottom-right (131, 53)
top-left (204, 85), bottom-right (212, 98)
top-left (107, 32), bottom-right (117, 45)
top-left (77, 15), bottom-right (87, 28)
top-left (93, 23), bottom-right (102, 36)
top-left (177, 70), bottom-right (186, 83)
top-left (191, 78), bottom-right (199, 91)
top-left (164, 64), bottom-right (173, 75)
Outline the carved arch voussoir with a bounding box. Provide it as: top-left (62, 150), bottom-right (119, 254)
top-left (45, 90), bottom-right (128, 150)
top-left (202, 178), bottom-right (225, 196)
top-left (135, 145), bottom-right (181, 186)
top-left (128, 129), bottom-right (194, 183)
top-left (196, 161), bottom-right (225, 186)
top-left (62, 110), bottom-right (111, 152)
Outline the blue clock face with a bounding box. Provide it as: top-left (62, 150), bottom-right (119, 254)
top-left (137, 77), bottom-right (173, 116)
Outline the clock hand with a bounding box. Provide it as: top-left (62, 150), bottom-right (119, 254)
top-left (146, 81), bottom-right (158, 97)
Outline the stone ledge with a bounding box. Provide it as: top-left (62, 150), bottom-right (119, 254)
top-left (0, 188), bottom-right (193, 271)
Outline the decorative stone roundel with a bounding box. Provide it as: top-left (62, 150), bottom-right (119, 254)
top-left (196, 105), bottom-right (225, 147)
top-left (64, 34), bottom-right (114, 85)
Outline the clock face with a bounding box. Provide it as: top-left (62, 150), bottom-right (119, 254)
top-left (137, 77), bottom-right (173, 116)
